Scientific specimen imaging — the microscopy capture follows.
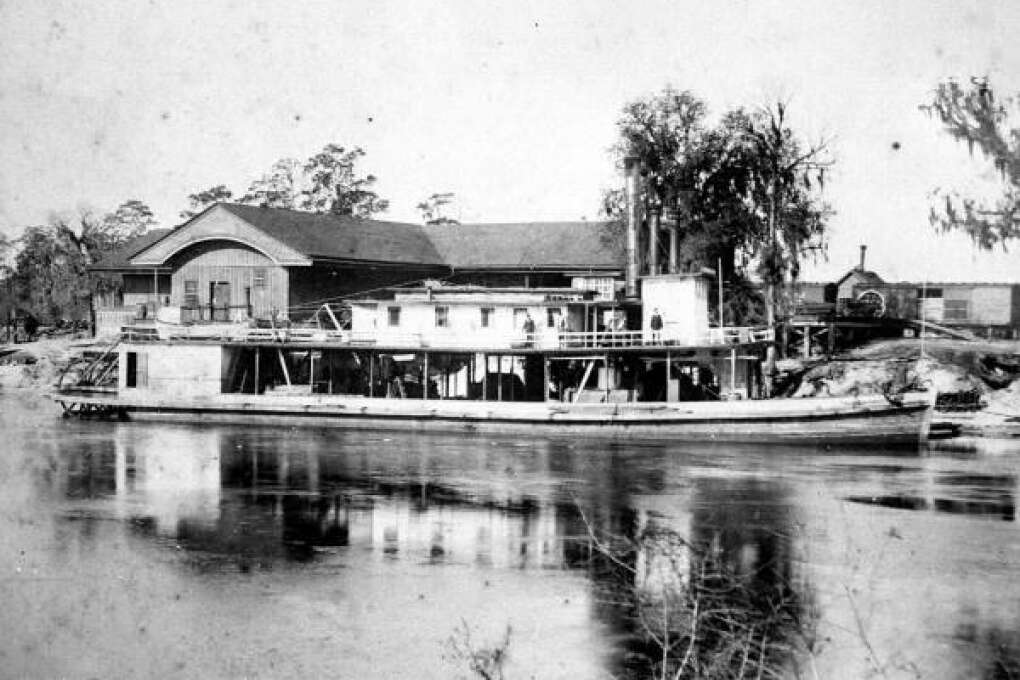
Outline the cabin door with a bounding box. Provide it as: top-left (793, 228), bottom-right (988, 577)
top-left (210, 281), bottom-right (231, 321)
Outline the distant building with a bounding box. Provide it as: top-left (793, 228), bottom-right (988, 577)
top-left (793, 245), bottom-right (1020, 339)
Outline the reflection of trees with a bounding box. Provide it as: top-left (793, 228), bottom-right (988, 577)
top-left (569, 472), bottom-right (817, 679)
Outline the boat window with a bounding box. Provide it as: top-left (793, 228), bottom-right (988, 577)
top-left (513, 308), bottom-right (528, 330)
top-left (435, 306), bottom-right (449, 327)
top-left (480, 307), bottom-right (493, 328)
top-left (388, 306), bottom-right (401, 327)
top-left (546, 307), bottom-right (562, 328)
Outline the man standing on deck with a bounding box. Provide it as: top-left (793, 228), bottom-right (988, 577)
top-left (650, 308), bottom-right (663, 344)
top-left (522, 312), bottom-right (536, 347)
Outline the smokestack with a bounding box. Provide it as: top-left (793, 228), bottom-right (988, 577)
top-left (647, 202), bottom-right (661, 276)
top-left (624, 156), bottom-right (642, 299)
top-left (859, 244), bottom-right (867, 271)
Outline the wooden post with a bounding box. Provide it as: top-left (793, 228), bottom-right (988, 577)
top-left (369, 351), bottom-right (375, 398)
top-left (482, 354), bottom-right (488, 401)
top-left (254, 347), bottom-right (260, 395)
top-left (309, 350), bottom-right (315, 391)
top-left (827, 322), bottom-right (836, 355)
top-left (604, 354), bottom-right (610, 402)
top-left (422, 352), bottom-right (429, 400)
top-left (802, 326), bottom-right (810, 358)
top-left (730, 347), bottom-right (737, 396)
top-left (665, 350), bottom-right (671, 402)
top-left (497, 355), bottom-right (503, 401)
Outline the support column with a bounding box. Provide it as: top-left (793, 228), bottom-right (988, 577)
top-left (543, 357), bottom-right (550, 402)
top-left (369, 351), bottom-right (375, 397)
top-left (482, 354), bottom-right (488, 401)
top-left (730, 348), bottom-right (737, 396)
top-left (254, 347), bottom-right (260, 395)
top-left (422, 352), bottom-right (429, 400)
top-left (665, 351), bottom-right (671, 402)
top-left (668, 226), bottom-right (679, 274)
top-left (496, 355), bottom-right (503, 401)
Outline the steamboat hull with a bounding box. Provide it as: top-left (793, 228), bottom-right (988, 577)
top-left (54, 391), bottom-right (932, 447)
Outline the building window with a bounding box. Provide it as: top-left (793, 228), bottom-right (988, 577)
top-left (253, 268), bottom-right (267, 288)
top-left (388, 306), bottom-right (401, 327)
top-left (480, 307), bottom-right (494, 328)
top-left (944, 299), bottom-right (969, 321)
top-left (435, 306), bottom-right (449, 327)
top-left (917, 287), bottom-right (943, 299)
top-left (184, 280), bottom-right (198, 307)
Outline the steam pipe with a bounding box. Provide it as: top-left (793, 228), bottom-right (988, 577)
top-left (624, 156), bottom-right (641, 299)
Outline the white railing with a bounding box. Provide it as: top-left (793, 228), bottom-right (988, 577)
top-left (119, 322), bottom-right (774, 350)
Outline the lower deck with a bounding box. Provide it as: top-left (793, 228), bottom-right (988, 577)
top-left (52, 388), bottom-right (933, 446)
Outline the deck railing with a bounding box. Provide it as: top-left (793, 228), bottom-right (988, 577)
top-left (118, 323), bottom-right (774, 349)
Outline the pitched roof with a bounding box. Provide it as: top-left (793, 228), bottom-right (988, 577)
top-left (117, 206), bottom-right (625, 272)
top-left (90, 228), bottom-right (175, 270)
top-left (424, 221), bottom-right (623, 270)
top-left (836, 268), bottom-right (884, 287)
top-left (219, 204), bottom-right (445, 266)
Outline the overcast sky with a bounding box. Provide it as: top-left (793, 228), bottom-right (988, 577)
top-left (2, 0), bottom-right (1020, 282)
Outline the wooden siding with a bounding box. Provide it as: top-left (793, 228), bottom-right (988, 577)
top-left (169, 241), bottom-right (287, 320)
top-left (969, 286), bottom-right (1012, 325)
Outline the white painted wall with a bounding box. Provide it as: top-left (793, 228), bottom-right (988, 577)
top-left (120, 343), bottom-right (224, 397)
top-left (351, 294), bottom-right (570, 347)
top-left (640, 275), bottom-right (710, 344)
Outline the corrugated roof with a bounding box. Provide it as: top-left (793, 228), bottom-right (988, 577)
top-left (90, 228), bottom-right (175, 270)
top-left (219, 204), bottom-right (446, 266)
top-left (424, 222), bottom-right (623, 270)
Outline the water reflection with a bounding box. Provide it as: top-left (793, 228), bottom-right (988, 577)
top-left (846, 470), bottom-right (1017, 521)
top-left (6, 396), bottom-right (1019, 679)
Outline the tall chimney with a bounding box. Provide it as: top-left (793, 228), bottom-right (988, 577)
top-left (624, 156), bottom-right (642, 299)
top-left (859, 244), bottom-right (867, 271)
top-left (647, 199), bottom-right (661, 276)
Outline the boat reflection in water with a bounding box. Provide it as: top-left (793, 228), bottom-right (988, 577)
top-left (35, 415), bottom-right (1020, 679)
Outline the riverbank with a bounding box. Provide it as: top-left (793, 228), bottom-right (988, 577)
top-left (0, 336), bottom-right (93, 391)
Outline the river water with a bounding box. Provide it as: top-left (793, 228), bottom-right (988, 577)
top-left (1, 390), bottom-right (1018, 679)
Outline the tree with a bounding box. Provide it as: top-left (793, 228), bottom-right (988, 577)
top-left (921, 78), bottom-right (1020, 249)
top-left (240, 158), bottom-right (302, 209)
top-left (741, 102), bottom-right (831, 329)
top-left (180, 185), bottom-right (234, 220)
top-left (417, 192), bottom-right (459, 225)
top-left (608, 88), bottom-right (831, 328)
top-left (301, 144), bottom-right (389, 217)
top-left (10, 220), bottom-right (92, 323)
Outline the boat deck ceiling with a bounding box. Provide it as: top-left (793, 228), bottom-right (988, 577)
top-left (119, 339), bottom-right (769, 354)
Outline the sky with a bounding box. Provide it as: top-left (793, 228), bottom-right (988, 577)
top-left (2, 0), bottom-right (1020, 282)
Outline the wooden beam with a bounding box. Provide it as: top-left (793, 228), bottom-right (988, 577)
top-left (277, 348), bottom-right (291, 386)
top-left (573, 359), bottom-right (596, 404)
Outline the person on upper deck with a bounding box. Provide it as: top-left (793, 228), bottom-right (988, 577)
top-left (650, 308), bottom-right (663, 344)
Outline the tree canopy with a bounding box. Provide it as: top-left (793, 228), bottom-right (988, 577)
top-left (181, 185), bottom-right (234, 220)
top-left (183, 144), bottom-right (391, 220)
top-left (300, 144), bottom-right (389, 217)
top-left (922, 78), bottom-right (1020, 249)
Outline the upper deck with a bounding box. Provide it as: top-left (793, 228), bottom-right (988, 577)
top-left (118, 322), bottom-right (774, 353)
